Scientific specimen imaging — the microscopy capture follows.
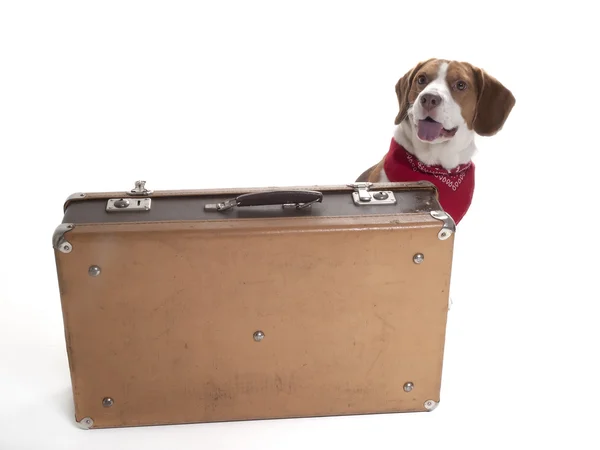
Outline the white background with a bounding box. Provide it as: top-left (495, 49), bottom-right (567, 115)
top-left (1, 1), bottom-right (599, 448)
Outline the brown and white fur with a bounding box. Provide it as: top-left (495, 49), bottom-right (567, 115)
top-left (356, 58), bottom-right (515, 182)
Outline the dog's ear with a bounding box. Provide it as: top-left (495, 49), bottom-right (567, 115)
top-left (472, 68), bottom-right (516, 136)
top-left (394, 59), bottom-right (434, 125)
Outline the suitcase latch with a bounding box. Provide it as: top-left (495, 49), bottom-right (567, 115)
top-left (348, 183), bottom-right (396, 206)
top-left (106, 198), bottom-right (152, 212)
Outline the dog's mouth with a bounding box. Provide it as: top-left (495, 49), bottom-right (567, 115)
top-left (417, 117), bottom-right (458, 142)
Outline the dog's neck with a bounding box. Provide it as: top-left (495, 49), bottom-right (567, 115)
top-left (393, 118), bottom-right (477, 170)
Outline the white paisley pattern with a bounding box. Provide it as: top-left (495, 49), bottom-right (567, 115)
top-left (405, 152), bottom-right (470, 192)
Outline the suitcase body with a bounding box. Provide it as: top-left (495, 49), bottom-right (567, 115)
top-left (53, 181), bottom-right (456, 429)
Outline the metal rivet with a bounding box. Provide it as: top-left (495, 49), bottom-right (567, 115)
top-left (88, 265), bottom-right (101, 277)
top-left (403, 382), bottom-right (414, 392)
top-left (413, 253), bottom-right (424, 264)
top-left (373, 191), bottom-right (389, 200)
top-left (60, 243), bottom-right (72, 253)
top-left (253, 331), bottom-right (265, 342)
top-left (102, 397), bottom-right (114, 408)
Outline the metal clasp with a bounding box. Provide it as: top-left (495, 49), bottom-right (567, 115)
top-left (106, 197), bottom-right (152, 212)
top-left (352, 182), bottom-right (373, 202)
top-left (348, 183), bottom-right (396, 206)
top-left (130, 180), bottom-right (153, 196)
top-left (204, 199), bottom-right (237, 212)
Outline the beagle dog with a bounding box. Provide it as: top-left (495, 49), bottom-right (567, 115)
top-left (356, 58), bottom-right (515, 224)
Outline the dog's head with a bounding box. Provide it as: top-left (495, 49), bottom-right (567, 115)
top-left (394, 58), bottom-right (515, 147)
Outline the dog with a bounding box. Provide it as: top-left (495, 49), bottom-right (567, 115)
top-left (356, 58), bottom-right (515, 224)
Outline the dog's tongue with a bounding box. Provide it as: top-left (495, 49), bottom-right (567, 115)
top-left (418, 120), bottom-right (443, 141)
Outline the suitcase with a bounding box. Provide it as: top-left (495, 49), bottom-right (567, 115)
top-left (53, 180), bottom-right (456, 429)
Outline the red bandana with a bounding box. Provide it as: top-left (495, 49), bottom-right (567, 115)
top-left (383, 138), bottom-right (475, 224)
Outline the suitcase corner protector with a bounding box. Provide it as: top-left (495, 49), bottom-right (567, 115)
top-left (76, 416), bottom-right (94, 430)
top-left (63, 192), bottom-right (87, 212)
top-left (430, 210), bottom-right (456, 240)
top-left (53, 223), bottom-right (75, 253)
top-left (424, 399), bottom-right (440, 411)
top-left (66, 192), bottom-right (87, 202)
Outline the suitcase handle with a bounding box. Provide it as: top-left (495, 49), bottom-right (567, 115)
top-left (204, 190), bottom-right (323, 211)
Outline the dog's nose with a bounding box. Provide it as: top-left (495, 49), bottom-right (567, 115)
top-left (420, 93), bottom-right (442, 111)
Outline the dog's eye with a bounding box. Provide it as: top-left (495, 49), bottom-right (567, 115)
top-left (417, 75), bottom-right (427, 85)
top-left (456, 81), bottom-right (467, 91)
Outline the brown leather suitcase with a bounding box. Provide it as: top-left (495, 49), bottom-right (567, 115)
top-left (53, 180), bottom-right (456, 429)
